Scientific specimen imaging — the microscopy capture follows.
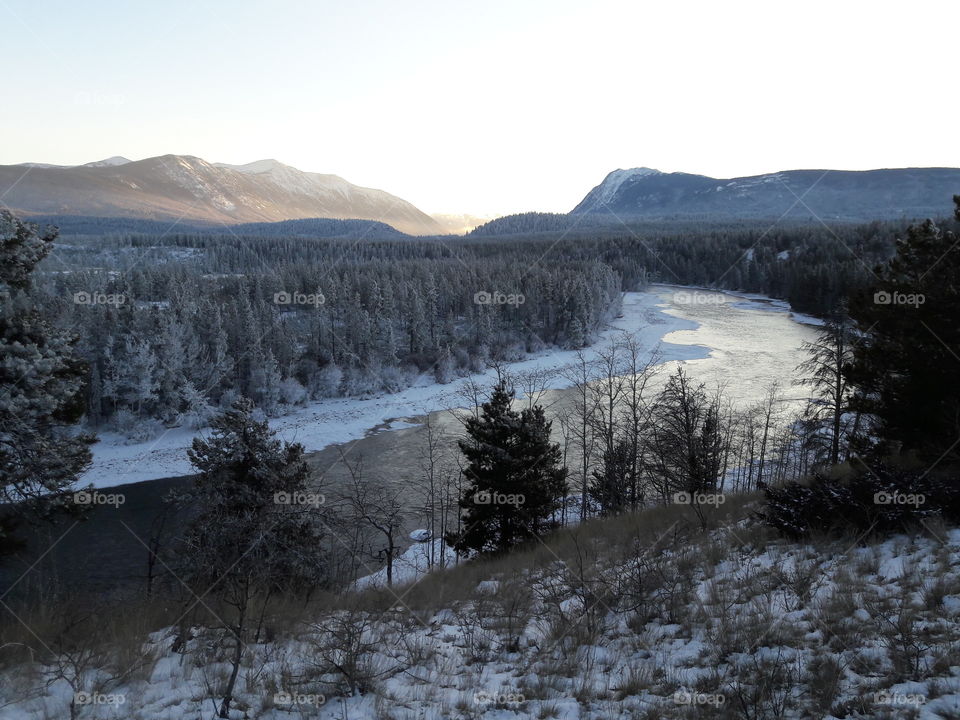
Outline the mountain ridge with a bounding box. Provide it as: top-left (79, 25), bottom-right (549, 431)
top-left (572, 166), bottom-right (960, 220)
top-left (0, 154), bottom-right (442, 235)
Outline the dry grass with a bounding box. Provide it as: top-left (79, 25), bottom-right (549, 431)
top-left (4, 490), bottom-right (960, 719)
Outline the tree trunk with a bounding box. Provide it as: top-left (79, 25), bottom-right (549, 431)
top-left (219, 590), bottom-right (247, 719)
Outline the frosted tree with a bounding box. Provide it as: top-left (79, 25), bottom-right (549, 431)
top-left (120, 336), bottom-right (159, 419)
top-left (0, 212), bottom-right (93, 545)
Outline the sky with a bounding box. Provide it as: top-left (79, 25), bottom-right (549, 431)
top-left (2, 0), bottom-right (957, 217)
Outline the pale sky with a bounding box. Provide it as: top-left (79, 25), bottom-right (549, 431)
top-left (2, 0), bottom-right (957, 216)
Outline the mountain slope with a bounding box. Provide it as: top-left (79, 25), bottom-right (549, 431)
top-left (572, 166), bottom-right (960, 221)
top-left (0, 155), bottom-right (442, 235)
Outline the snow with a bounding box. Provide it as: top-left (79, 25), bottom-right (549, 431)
top-left (83, 156), bottom-right (132, 167)
top-left (6, 524), bottom-right (960, 719)
top-left (82, 289), bottom-right (706, 488)
top-left (593, 167), bottom-right (661, 206)
top-left (354, 538), bottom-right (457, 589)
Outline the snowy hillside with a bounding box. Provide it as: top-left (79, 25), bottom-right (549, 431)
top-left (4, 495), bottom-right (959, 719)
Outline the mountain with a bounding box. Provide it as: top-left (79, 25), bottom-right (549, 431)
top-left (572, 167), bottom-right (960, 221)
top-left (1, 155), bottom-right (442, 235)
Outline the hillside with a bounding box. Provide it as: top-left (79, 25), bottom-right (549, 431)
top-left (572, 167), bottom-right (960, 221)
top-left (0, 155), bottom-right (442, 235)
top-left (29, 214), bottom-right (409, 239)
top-left (2, 495), bottom-right (959, 719)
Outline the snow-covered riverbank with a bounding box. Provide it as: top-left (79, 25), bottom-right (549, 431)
top-left (84, 290), bottom-right (707, 489)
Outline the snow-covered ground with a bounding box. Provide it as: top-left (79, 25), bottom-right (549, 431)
top-left (355, 537), bottom-right (459, 590)
top-left (83, 289), bottom-right (709, 488)
top-left (7, 512), bottom-right (960, 719)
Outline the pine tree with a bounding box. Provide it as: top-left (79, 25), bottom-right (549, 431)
top-left (177, 398), bottom-right (327, 718)
top-left (588, 440), bottom-right (634, 516)
top-left (847, 198), bottom-right (960, 462)
top-left (447, 382), bottom-right (567, 555)
top-left (0, 212), bottom-right (94, 547)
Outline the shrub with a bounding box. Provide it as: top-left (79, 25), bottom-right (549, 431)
top-left (758, 466), bottom-right (960, 539)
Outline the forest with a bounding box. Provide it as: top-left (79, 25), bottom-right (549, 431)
top-left (23, 215), bottom-right (913, 436)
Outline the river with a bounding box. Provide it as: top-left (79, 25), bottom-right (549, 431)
top-left (2, 285), bottom-right (820, 595)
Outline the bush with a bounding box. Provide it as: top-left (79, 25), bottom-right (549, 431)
top-left (758, 466), bottom-right (960, 539)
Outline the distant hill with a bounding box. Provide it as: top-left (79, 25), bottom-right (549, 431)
top-left (26, 214), bottom-right (408, 240)
top-left (468, 212), bottom-right (581, 237)
top-left (571, 167), bottom-right (960, 221)
top-left (1, 155), bottom-right (442, 235)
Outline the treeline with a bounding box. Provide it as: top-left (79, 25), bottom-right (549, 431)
top-left (36, 234), bottom-right (622, 435)
top-left (468, 216), bottom-right (909, 313)
top-left (32, 214), bottom-right (407, 239)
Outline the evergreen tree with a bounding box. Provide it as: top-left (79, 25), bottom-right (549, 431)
top-left (177, 398), bottom-right (327, 718)
top-left (847, 198), bottom-right (960, 462)
top-left (588, 439), bottom-right (634, 516)
top-left (447, 382), bottom-right (567, 554)
top-left (0, 212), bottom-right (93, 547)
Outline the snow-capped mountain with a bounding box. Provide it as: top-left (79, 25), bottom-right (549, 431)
top-left (572, 166), bottom-right (960, 220)
top-left (82, 155), bottom-right (132, 168)
top-left (1, 155), bottom-right (442, 235)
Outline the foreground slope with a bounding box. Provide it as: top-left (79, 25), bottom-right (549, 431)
top-left (4, 495), bottom-right (959, 719)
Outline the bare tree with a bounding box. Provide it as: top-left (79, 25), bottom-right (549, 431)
top-left (797, 313), bottom-right (856, 467)
top-left (647, 367), bottom-right (729, 527)
top-left (588, 337), bottom-right (627, 464)
top-left (754, 382), bottom-right (784, 486)
top-left (413, 416), bottom-right (456, 568)
top-left (339, 452), bottom-right (410, 587)
top-left (560, 350), bottom-right (600, 520)
top-left (618, 333), bottom-right (660, 508)
top-left (512, 366), bottom-right (556, 410)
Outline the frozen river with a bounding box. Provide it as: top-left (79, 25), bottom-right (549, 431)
top-left (83, 285), bottom-right (819, 488)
